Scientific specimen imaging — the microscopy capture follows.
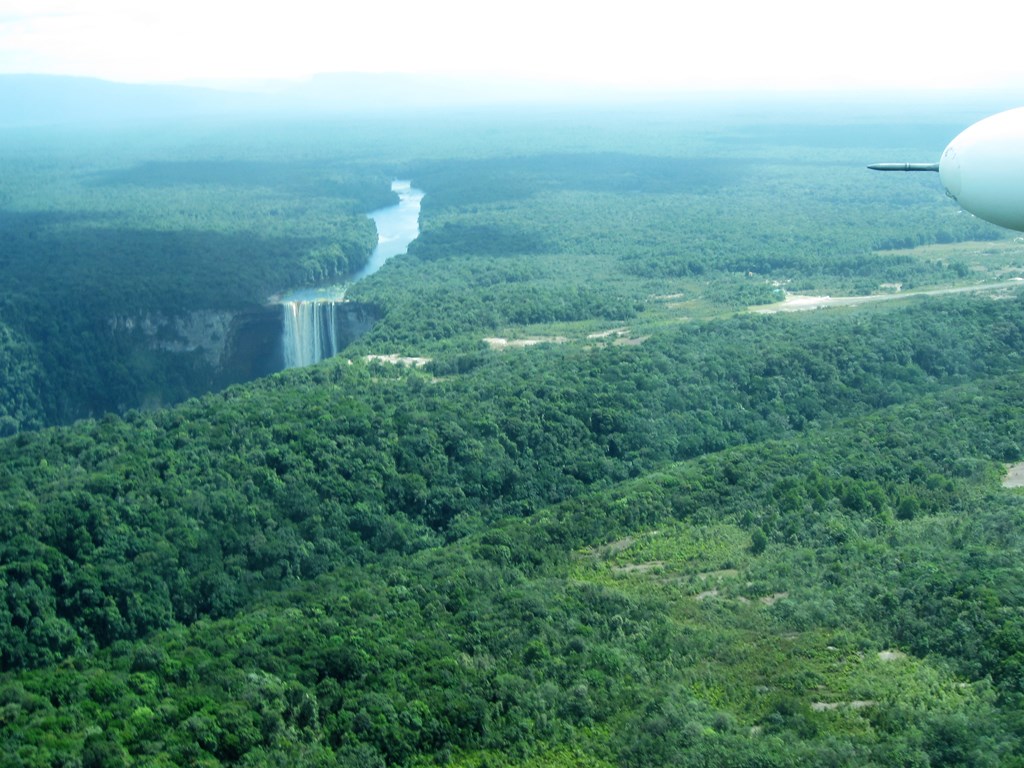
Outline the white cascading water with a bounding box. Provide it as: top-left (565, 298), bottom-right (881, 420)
top-left (281, 300), bottom-right (341, 369)
top-left (279, 180), bottom-right (423, 370)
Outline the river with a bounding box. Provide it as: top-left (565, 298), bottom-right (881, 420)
top-left (356, 180), bottom-right (425, 281)
top-left (280, 180), bottom-right (423, 368)
top-left (281, 179), bottom-right (424, 302)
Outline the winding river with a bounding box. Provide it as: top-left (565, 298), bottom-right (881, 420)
top-left (356, 180), bottom-right (425, 281)
top-left (280, 180), bottom-right (424, 368)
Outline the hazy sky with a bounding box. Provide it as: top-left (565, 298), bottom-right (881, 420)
top-left (1, 0), bottom-right (1021, 91)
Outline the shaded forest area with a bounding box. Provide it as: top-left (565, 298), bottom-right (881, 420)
top-left (0, 140), bottom-right (390, 429)
top-left (0, 104), bottom-right (1007, 429)
top-left (3, 99), bottom-right (1024, 766)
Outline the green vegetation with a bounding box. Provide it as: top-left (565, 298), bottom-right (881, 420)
top-left (3, 98), bottom-right (1024, 765)
top-left (0, 126), bottom-right (389, 425)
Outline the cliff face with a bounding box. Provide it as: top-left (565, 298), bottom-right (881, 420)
top-left (0, 301), bottom-right (385, 431)
top-left (0, 322), bottom-right (45, 435)
top-left (109, 310), bottom-right (238, 366)
top-left (107, 300), bottom-right (380, 397)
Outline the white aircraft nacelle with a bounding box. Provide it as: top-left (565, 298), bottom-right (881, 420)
top-left (938, 107), bottom-right (1024, 232)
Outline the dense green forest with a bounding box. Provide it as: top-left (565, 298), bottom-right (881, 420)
top-left (3, 95), bottom-right (1024, 765)
top-left (0, 127), bottom-right (392, 428)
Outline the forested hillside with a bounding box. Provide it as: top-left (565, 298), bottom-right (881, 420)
top-left (0, 129), bottom-right (391, 427)
top-left (3, 95), bottom-right (1024, 766)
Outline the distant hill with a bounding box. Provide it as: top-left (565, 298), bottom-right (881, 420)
top-left (0, 72), bottom-right (619, 127)
top-left (6, 73), bottom-right (1020, 130)
top-left (0, 74), bottom-right (264, 127)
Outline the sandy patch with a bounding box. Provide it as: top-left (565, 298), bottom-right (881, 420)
top-left (878, 650), bottom-right (906, 662)
top-left (760, 592), bottom-right (788, 606)
top-left (584, 327), bottom-right (649, 346)
top-left (699, 569), bottom-right (740, 580)
top-left (777, 294), bottom-right (834, 309)
top-left (579, 536), bottom-right (637, 562)
top-left (810, 702), bottom-right (840, 712)
top-left (587, 327), bottom-right (630, 339)
top-left (751, 294), bottom-right (882, 312)
top-left (811, 700), bottom-right (876, 712)
top-left (614, 335), bottom-right (650, 346)
top-left (1003, 461), bottom-right (1024, 488)
top-left (483, 336), bottom-right (568, 350)
top-left (365, 354), bottom-right (432, 367)
top-left (698, 569), bottom-right (739, 581)
top-left (582, 536), bottom-right (636, 558)
top-left (751, 280), bottom-right (1024, 314)
top-left (613, 561), bottom-right (665, 574)
top-left (601, 536), bottom-right (635, 555)
top-left (694, 589), bottom-right (719, 601)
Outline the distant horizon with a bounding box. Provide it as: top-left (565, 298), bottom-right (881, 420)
top-left (5, 69), bottom-right (1024, 103)
top-left (3, 69), bottom-right (1023, 133)
top-left (3, 1), bottom-right (1024, 94)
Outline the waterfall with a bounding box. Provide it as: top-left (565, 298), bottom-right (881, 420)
top-left (281, 300), bottom-right (342, 368)
top-left (277, 179), bottom-right (422, 371)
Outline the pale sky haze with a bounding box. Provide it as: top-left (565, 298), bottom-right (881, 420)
top-left (1, 0), bottom-right (1021, 92)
